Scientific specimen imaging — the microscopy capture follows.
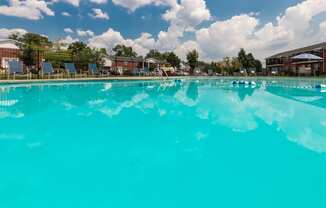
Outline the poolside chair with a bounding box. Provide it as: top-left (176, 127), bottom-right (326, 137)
top-left (7, 60), bottom-right (31, 80)
top-left (132, 68), bottom-right (140, 76)
top-left (41, 62), bottom-right (63, 79)
top-left (88, 63), bottom-right (101, 77)
top-left (64, 63), bottom-right (84, 78)
top-left (240, 68), bottom-right (247, 76)
top-left (140, 67), bottom-right (150, 76)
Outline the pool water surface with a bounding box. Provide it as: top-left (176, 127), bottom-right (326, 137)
top-left (0, 79), bottom-right (326, 208)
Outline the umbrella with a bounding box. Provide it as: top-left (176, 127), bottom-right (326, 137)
top-left (292, 53), bottom-right (323, 60)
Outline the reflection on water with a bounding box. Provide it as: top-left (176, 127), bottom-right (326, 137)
top-left (1, 79), bottom-right (326, 153)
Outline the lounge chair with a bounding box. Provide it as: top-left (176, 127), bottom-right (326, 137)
top-left (88, 63), bottom-right (101, 77)
top-left (140, 67), bottom-right (150, 76)
top-left (41, 62), bottom-right (63, 79)
top-left (132, 68), bottom-right (140, 76)
top-left (249, 68), bottom-right (256, 76)
top-left (64, 63), bottom-right (84, 78)
top-left (7, 60), bottom-right (31, 79)
top-left (240, 68), bottom-right (247, 76)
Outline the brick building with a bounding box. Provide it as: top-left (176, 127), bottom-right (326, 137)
top-left (110, 56), bottom-right (144, 73)
top-left (266, 42), bottom-right (326, 75)
top-left (0, 39), bottom-right (20, 69)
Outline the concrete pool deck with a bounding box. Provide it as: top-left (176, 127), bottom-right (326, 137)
top-left (0, 76), bottom-right (176, 84)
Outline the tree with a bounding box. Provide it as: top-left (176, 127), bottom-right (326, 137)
top-left (67, 42), bottom-right (107, 71)
top-left (9, 32), bottom-right (52, 70)
top-left (113, 44), bottom-right (137, 57)
top-left (238, 48), bottom-right (249, 69)
top-left (145, 49), bottom-right (165, 60)
top-left (186, 50), bottom-right (199, 74)
top-left (213, 57), bottom-right (240, 75)
top-left (68, 41), bottom-right (88, 56)
top-left (254, 59), bottom-right (262, 72)
top-left (208, 62), bottom-right (222, 74)
top-left (67, 42), bottom-right (91, 70)
top-left (247, 53), bottom-right (256, 68)
top-left (45, 50), bottom-right (72, 69)
top-left (231, 57), bottom-right (241, 72)
top-left (90, 48), bottom-right (107, 68)
top-left (165, 52), bottom-right (181, 69)
top-left (237, 48), bottom-right (262, 72)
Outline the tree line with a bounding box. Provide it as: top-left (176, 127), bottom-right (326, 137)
top-left (8, 32), bottom-right (262, 74)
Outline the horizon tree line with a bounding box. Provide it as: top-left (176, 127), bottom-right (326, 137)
top-left (7, 32), bottom-right (262, 74)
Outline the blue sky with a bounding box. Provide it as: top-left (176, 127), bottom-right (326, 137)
top-left (0, 0), bottom-right (325, 60)
top-left (0, 0), bottom-right (299, 39)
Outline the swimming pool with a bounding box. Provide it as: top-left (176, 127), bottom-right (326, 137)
top-left (0, 78), bottom-right (326, 207)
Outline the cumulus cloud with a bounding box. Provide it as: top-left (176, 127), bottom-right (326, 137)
top-left (111, 0), bottom-right (175, 12)
top-left (87, 0), bottom-right (326, 62)
top-left (64, 28), bottom-right (74, 33)
top-left (77, 29), bottom-right (94, 37)
top-left (0, 28), bottom-right (27, 39)
top-left (53, 0), bottom-right (80, 7)
top-left (0, 0), bottom-right (55, 20)
top-left (89, 8), bottom-right (109, 20)
top-left (195, 14), bottom-right (259, 60)
top-left (55, 35), bottom-right (79, 49)
top-left (194, 0), bottom-right (326, 60)
top-left (61, 11), bottom-right (71, 16)
top-left (162, 0), bottom-right (211, 31)
top-left (89, 0), bottom-right (210, 56)
top-left (90, 0), bottom-right (107, 4)
top-left (174, 40), bottom-right (201, 60)
top-left (59, 35), bottom-right (78, 44)
top-left (154, 0), bottom-right (210, 51)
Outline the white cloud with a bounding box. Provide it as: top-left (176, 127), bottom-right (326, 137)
top-left (88, 28), bottom-right (155, 55)
top-left (88, 28), bottom-right (125, 50)
top-left (195, 14), bottom-right (259, 60)
top-left (174, 40), bottom-right (201, 60)
top-left (111, 0), bottom-right (175, 12)
top-left (89, 8), bottom-right (109, 20)
top-left (64, 28), bottom-right (74, 33)
top-left (88, 0), bottom-right (210, 57)
top-left (0, 28), bottom-right (27, 39)
top-left (61, 11), bottom-right (71, 16)
top-left (0, 0), bottom-right (55, 20)
top-left (90, 0), bottom-right (107, 4)
top-left (194, 0), bottom-right (326, 61)
top-left (55, 35), bottom-right (79, 49)
top-left (89, 0), bottom-right (326, 62)
top-left (77, 29), bottom-right (95, 37)
top-left (59, 35), bottom-right (78, 44)
top-left (162, 0), bottom-right (211, 31)
top-left (155, 0), bottom-right (211, 51)
top-left (53, 0), bottom-right (80, 7)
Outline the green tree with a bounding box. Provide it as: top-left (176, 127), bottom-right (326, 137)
top-left (228, 57), bottom-right (241, 73)
top-left (68, 42), bottom-right (88, 56)
top-left (90, 48), bottom-right (107, 68)
top-left (68, 42), bottom-right (91, 70)
top-left (254, 59), bottom-right (262, 72)
top-left (237, 48), bottom-right (262, 71)
top-left (146, 49), bottom-right (165, 60)
top-left (186, 50), bottom-right (199, 74)
top-left (45, 50), bottom-right (72, 69)
top-left (238, 48), bottom-right (249, 69)
top-left (67, 42), bottom-right (105, 70)
top-left (9, 33), bottom-right (52, 70)
top-left (113, 44), bottom-right (137, 57)
top-left (209, 62), bottom-right (221, 74)
top-left (247, 53), bottom-right (256, 68)
top-left (165, 52), bottom-right (181, 69)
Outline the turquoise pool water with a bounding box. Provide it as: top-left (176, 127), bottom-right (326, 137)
top-left (1, 79), bottom-right (326, 207)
